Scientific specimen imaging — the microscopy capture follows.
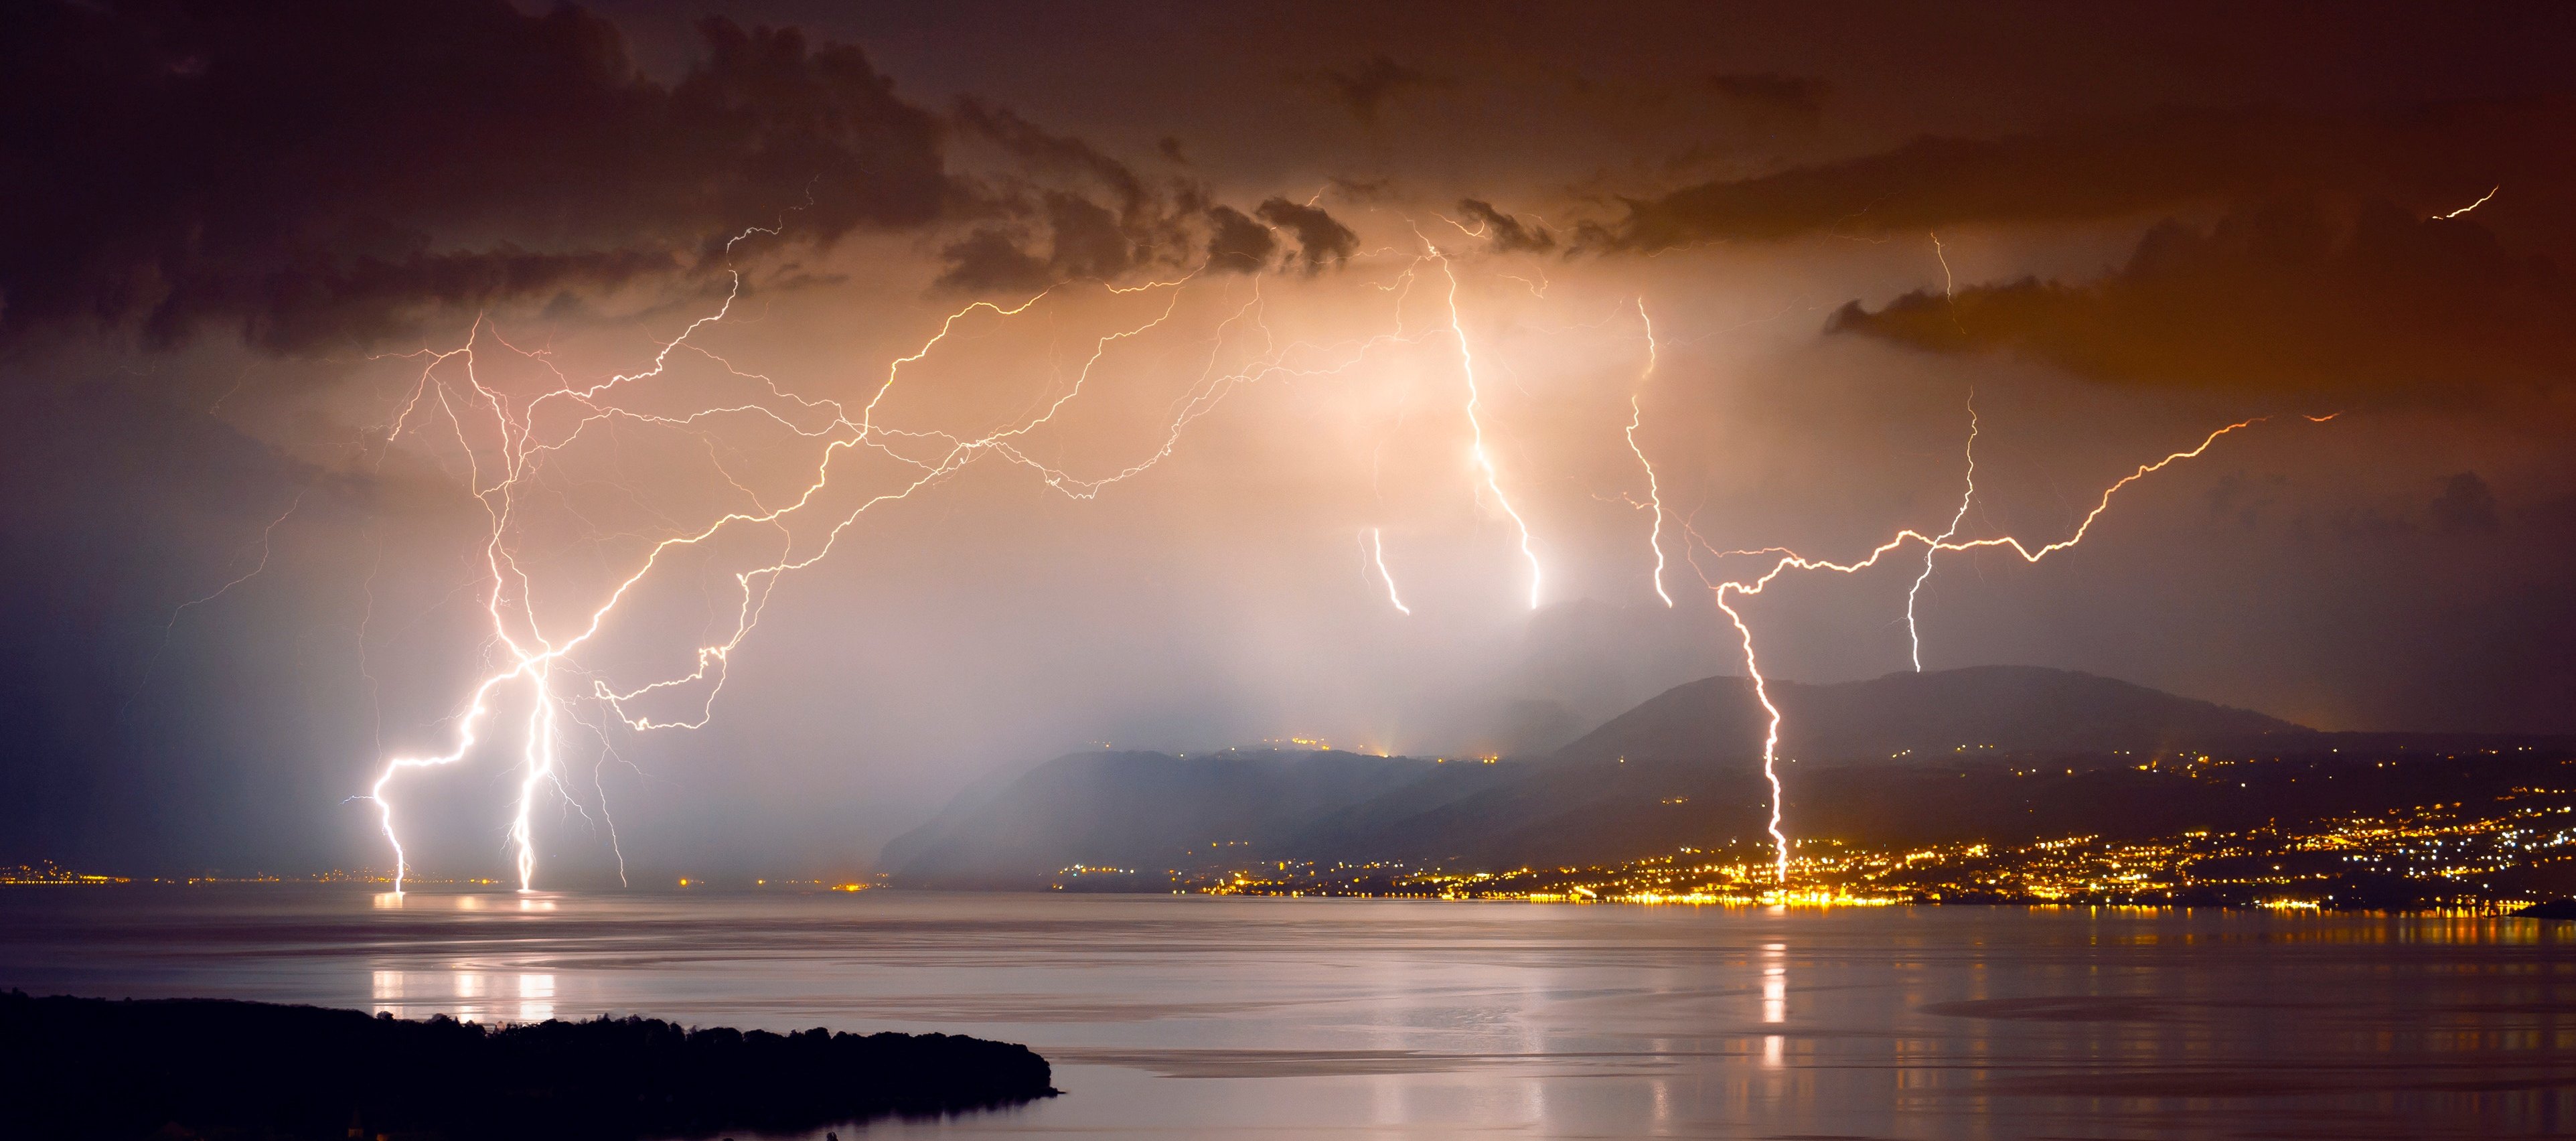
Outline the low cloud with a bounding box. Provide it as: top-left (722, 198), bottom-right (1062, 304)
top-left (1827, 200), bottom-right (2576, 398)
top-left (1203, 207), bottom-right (1280, 273)
top-left (1256, 199), bottom-right (1361, 271)
top-left (1454, 199), bottom-right (1556, 254)
top-left (1584, 99), bottom-right (2576, 254)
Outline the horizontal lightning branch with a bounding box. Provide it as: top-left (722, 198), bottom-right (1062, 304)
top-left (1689, 412), bottom-right (2336, 884)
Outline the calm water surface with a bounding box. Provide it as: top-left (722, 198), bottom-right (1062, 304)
top-left (3, 887), bottom-right (2573, 1139)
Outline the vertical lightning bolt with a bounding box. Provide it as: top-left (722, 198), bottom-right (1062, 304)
top-left (344, 200), bottom-right (2334, 899)
top-left (1906, 392), bottom-right (1977, 671)
top-left (1626, 299), bottom-right (1673, 607)
top-left (1370, 528), bottom-right (1412, 615)
top-left (1714, 583), bottom-right (1791, 882)
top-left (1432, 246), bottom-right (1543, 609)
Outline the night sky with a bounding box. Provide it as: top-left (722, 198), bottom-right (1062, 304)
top-left (5, 1), bottom-right (2572, 880)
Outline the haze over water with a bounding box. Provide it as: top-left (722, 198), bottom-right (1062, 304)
top-left (3, 889), bottom-right (2570, 1139)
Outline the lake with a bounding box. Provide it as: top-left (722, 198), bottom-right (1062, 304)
top-left (2, 888), bottom-right (2571, 1138)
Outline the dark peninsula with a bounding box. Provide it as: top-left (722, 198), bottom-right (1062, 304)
top-left (0, 991), bottom-right (1055, 1140)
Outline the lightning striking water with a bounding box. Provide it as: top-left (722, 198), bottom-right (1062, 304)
top-left (1906, 393), bottom-right (1977, 671)
top-left (337, 202), bottom-right (2331, 895)
top-left (360, 222), bottom-right (1519, 891)
top-left (1626, 299), bottom-right (1673, 608)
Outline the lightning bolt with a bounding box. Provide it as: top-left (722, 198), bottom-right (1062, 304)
top-left (1695, 414), bottom-right (2331, 883)
top-left (2437, 186), bottom-right (2498, 219)
top-left (1428, 238), bottom-right (1543, 609)
top-left (127, 487), bottom-right (308, 716)
top-left (1370, 528), bottom-right (1412, 615)
top-left (362, 222), bottom-right (1497, 891)
top-left (346, 203), bottom-right (2335, 897)
top-left (1906, 392), bottom-right (1977, 671)
top-left (1626, 299), bottom-right (1673, 608)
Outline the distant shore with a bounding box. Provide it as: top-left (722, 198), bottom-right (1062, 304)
top-left (0, 991), bottom-right (1055, 1141)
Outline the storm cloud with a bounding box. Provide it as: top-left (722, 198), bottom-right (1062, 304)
top-left (2, 1), bottom-right (952, 350)
top-left (1827, 200), bottom-right (2576, 398)
top-left (1583, 99), bottom-right (2576, 255)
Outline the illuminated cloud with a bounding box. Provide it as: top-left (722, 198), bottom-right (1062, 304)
top-left (1455, 200), bottom-right (1556, 254)
top-left (1203, 206), bottom-right (1280, 273)
top-left (1254, 198), bottom-right (1360, 271)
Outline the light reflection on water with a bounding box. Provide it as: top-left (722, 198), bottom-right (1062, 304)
top-left (2, 888), bottom-right (2573, 1138)
top-left (369, 968), bottom-right (555, 1022)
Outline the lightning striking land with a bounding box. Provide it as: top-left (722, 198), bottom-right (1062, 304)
top-left (346, 206), bottom-right (2328, 897)
top-left (1694, 414), bottom-right (2328, 883)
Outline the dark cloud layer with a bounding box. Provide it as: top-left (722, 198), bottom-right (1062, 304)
top-left (1586, 99), bottom-right (2576, 254)
top-left (1255, 199), bottom-right (1361, 272)
top-left (1203, 206), bottom-right (1279, 273)
top-left (1456, 199), bottom-right (1556, 254)
top-left (3, 1), bottom-right (950, 350)
top-left (4, 1), bottom-right (1374, 347)
top-left (1828, 200), bottom-right (2575, 397)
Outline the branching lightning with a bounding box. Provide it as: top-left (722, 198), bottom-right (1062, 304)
top-left (360, 222), bottom-right (1511, 891)
top-left (336, 201), bottom-right (2334, 898)
top-left (1691, 413), bottom-right (2330, 883)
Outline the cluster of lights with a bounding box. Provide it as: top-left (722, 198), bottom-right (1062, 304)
top-left (1134, 753), bottom-right (2576, 910)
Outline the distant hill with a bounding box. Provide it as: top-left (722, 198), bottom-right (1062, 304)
top-left (883, 666), bottom-right (2318, 887)
top-left (1552, 664), bottom-right (2305, 768)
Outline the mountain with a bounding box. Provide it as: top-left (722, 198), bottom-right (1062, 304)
top-left (1551, 665), bottom-right (2305, 767)
top-left (883, 666), bottom-right (2315, 887)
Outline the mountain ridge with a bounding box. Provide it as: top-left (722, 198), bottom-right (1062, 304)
top-left (880, 666), bottom-right (2348, 888)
